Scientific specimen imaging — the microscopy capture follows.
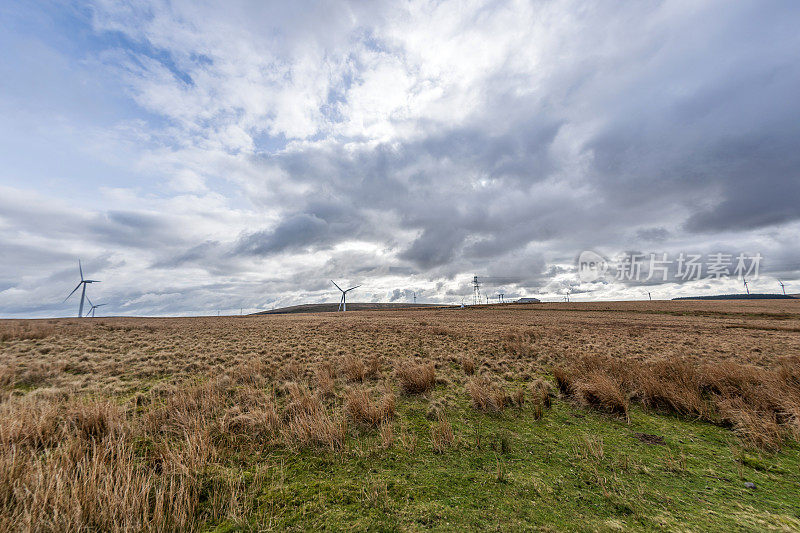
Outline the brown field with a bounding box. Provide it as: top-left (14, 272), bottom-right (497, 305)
top-left (1, 299), bottom-right (800, 530)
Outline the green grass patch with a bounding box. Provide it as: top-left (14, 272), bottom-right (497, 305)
top-left (205, 397), bottom-right (800, 532)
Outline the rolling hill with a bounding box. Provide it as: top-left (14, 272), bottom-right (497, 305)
top-left (249, 302), bottom-right (451, 314)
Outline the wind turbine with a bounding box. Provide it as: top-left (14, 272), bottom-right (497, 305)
top-left (331, 280), bottom-right (360, 312)
top-left (84, 296), bottom-right (107, 318)
top-left (64, 260), bottom-right (100, 318)
top-left (743, 278), bottom-right (750, 295)
top-left (779, 280), bottom-right (786, 295)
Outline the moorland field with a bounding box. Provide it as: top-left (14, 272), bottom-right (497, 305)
top-left (2, 300), bottom-right (800, 531)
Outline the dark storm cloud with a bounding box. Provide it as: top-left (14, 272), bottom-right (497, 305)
top-left (244, 118), bottom-right (578, 272)
top-left (152, 241), bottom-right (221, 268)
top-left (636, 228), bottom-right (670, 242)
top-left (0, 193), bottom-right (184, 251)
top-left (399, 226), bottom-right (468, 269)
top-left (236, 214), bottom-right (332, 256)
top-left (234, 197), bottom-right (372, 256)
top-left (94, 210), bottom-right (182, 248)
top-left (576, 4), bottom-right (800, 236)
top-left (0, 242), bottom-right (73, 273)
top-left (683, 138), bottom-right (800, 233)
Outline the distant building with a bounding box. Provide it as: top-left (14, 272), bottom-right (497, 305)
top-left (516, 297), bottom-right (541, 303)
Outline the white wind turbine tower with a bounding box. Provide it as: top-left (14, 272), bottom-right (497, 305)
top-left (64, 260), bottom-right (100, 318)
top-left (331, 280), bottom-right (360, 312)
top-left (743, 278), bottom-right (750, 295)
top-left (779, 280), bottom-right (786, 295)
top-left (84, 296), bottom-right (107, 318)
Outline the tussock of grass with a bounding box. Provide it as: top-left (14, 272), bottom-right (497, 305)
top-left (281, 382), bottom-right (347, 450)
top-left (344, 388), bottom-right (395, 427)
top-left (0, 396), bottom-right (124, 450)
top-left (315, 361), bottom-right (336, 398)
top-left (341, 354), bottom-right (381, 383)
top-left (466, 376), bottom-right (509, 413)
top-left (341, 355), bottom-right (367, 382)
top-left (431, 414), bottom-right (454, 453)
top-left (632, 359), bottom-right (708, 417)
top-left (529, 378), bottom-right (554, 408)
top-left (556, 354), bottom-right (800, 450)
top-left (0, 435), bottom-right (202, 531)
top-left (573, 372), bottom-right (630, 419)
top-left (396, 361), bottom-right (435, 394)
top-left (461, 356), bottom-right (476, 375)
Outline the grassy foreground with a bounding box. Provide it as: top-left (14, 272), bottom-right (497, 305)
top-left (205, 397), bottom-right (800, 532)
top-left (3, 303), bottom-right (800, 531)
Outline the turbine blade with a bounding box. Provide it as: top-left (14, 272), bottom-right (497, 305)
top-left (85, 296), bottom-right (94, 308)
top-left (64, 283), bottom-right (82, 302)
top-left (97, 304), bottom-right (108, 307)
top-left (79, 260), bottom-right (84, 281)
top-left (345, 285), bottom-right (361, 292)
top-left (331, 280), bottom-right (343, 292)
top-left (85, 308), bottom-right (92, 317)
top-left (85, 280), bottom-right (101, 283)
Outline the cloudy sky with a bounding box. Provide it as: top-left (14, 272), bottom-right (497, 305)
top-left (1, 0), bottom-right (799, 317)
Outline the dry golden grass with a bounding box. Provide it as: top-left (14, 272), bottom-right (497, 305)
top-left (431, 414), bottom-right (454, 453)
top-left (345, 388), bottom-right (395, 427)
top-left (0, 321), bottom-right (55, 342)
top-left (529, 378), bottom-right (554, 408)
top-left (466, 376), bottom-right (509, 413)
top-left (461, 356), bottom-right (476, 375)
top-left (555, 353), bottom-right (800, 450)
top-left (280, 382), bottom-right (347, 450)
top-left (341, 354), bottom-right (367, 382)
top-left (396, 361), bottom-right (436, 394)
top-left (315, 361), bottom-right (336, 398)
top-left (1, 299), bottom-right (799, 528)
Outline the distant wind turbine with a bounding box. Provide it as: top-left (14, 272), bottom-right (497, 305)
top-left (331, 280), bottom-right (360, 312)
top-left (84, 296), bottom-right (107, 318)
top-left (64, 260), bottom-right (100, 318)
top-left (779, 280), bottom-right (786, 295)
top-left (743, 278), bottom-right (750, 295)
